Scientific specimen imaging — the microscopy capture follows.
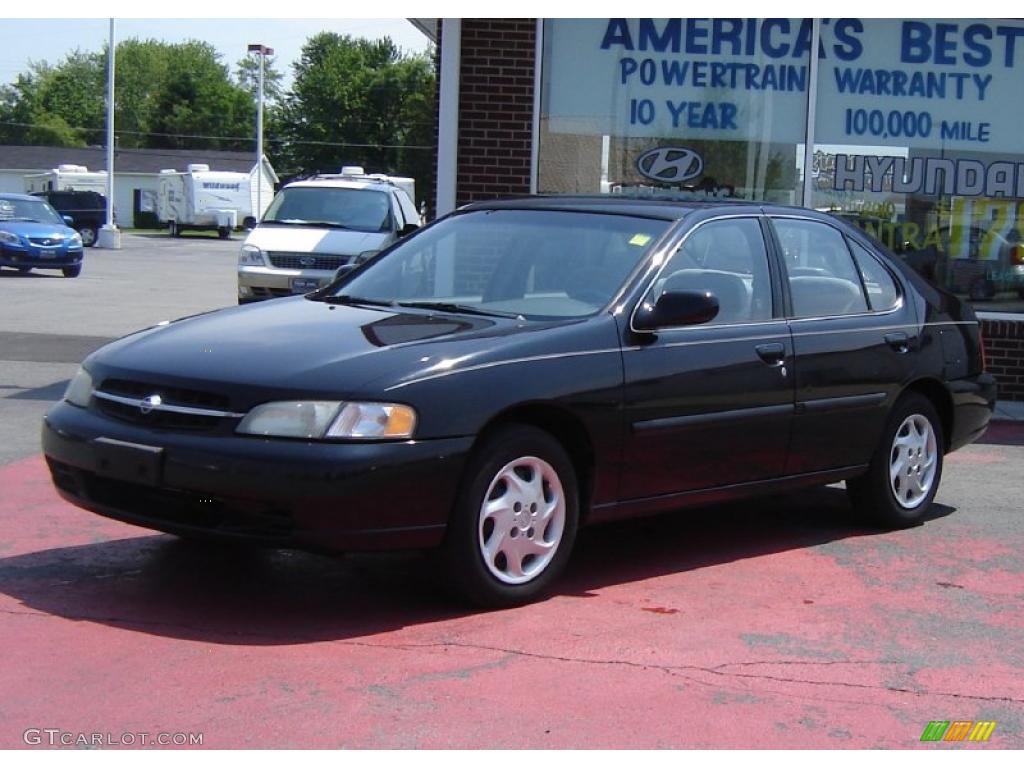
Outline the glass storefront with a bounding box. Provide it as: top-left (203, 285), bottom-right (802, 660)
top-left (538, 18), bottom-right (1024, 312)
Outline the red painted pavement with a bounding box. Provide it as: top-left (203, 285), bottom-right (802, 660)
top-left (1, 441), bottom-right (1023, 749)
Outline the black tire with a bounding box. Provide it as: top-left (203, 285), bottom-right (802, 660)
top-left (78, 225), bottom-right (97, 247)
top-left (16, 266), bottom-right (32, 274)
top-left (62, 265), bottom-right (81, 278)
top-left (847, 392), bottom-right (944, 528)
top-left (443, 424), bottom-right (579, 608)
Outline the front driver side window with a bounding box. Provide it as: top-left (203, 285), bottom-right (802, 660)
top-left (653, 218), bottom-right (773, 325)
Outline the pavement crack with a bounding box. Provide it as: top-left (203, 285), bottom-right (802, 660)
top-left (353, 639), bottom-right (1024, 705)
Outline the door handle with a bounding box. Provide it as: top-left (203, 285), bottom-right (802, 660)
top-left (884, 332), bottom-right (910, 354)
top-left (755, 343), bottom-right (786, 366)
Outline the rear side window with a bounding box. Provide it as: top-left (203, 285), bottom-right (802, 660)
top-left (849, 241), bottom-right (900, 311)
top-left (774, 218), bottom-right (869, 318)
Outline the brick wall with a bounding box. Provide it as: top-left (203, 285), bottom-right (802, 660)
top-left (456, 19), bottom-right (536, 206)
top-left (981, 318), bottom-right (1024, 401)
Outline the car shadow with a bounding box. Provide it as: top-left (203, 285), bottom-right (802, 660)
top-left (0, 270), bottom-right (61, 279)
top-left (0, 487), bottom-right (955, 645)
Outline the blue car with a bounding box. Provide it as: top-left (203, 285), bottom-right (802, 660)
top-left (0, 193), bottom-right (84, 277)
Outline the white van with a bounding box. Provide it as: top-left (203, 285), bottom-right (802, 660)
top-left (237, 168), bottom-right (421, 303)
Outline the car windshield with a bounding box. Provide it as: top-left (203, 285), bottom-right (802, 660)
top-left (0, 197), bottom-right (64, 226)
top-left (323, 208), bottom-right (671, 320)
top-left (262, 187), bottom-right (392, 232)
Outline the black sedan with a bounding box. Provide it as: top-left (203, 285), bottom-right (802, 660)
top-left (42, 198), bottom-right (996, 606)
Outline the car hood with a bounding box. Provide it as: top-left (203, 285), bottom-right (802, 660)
top-left (86, 297), bottom-right (582, 407)
top-left (0, 220), bottom-right (77, 239)
top-left (246, 224), bottom-right (390, 255)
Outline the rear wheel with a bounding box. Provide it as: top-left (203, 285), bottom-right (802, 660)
top-left (62, 265), bottom-right (81, 278)
top-left (847, 392), bottom-right (944, 528)
top-left (78, 225), bottom-right (97, 247)
top-left (443, 425), bottom-right (579, 607)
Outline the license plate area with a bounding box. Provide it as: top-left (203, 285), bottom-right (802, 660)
top-left (290, 277), bottom-right (321, 293)
top-left (92, 437), bottom-right (164, 487)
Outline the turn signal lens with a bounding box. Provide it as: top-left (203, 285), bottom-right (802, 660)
top-left (326, 403), bottom-right (417, 440)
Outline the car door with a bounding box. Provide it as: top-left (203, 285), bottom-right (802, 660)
top-left (620, 215), bottom-right (795, 501)
top-left (768, 215), bottom-right (918, 475)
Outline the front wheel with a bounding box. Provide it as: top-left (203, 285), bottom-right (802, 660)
top-left (847, 392), bottom-right (944, 528)
top-left (443, 425), bottom-right (579, 607)
top-left (62, 265), bottom-right (81, 278)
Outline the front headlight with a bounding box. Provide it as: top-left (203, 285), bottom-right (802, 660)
top-left (63, 368), bottom-right (93, 407)
top-left (239, 244), bottom-right (265, 266)
top-left (0, 230), bottom-right (20, 245)
top-left (236, 400), bottom-right (416, 440)
top-left (68, 232), bottom-right (83, 247)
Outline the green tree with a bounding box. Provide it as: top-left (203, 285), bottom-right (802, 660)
top-left (274, 34), bottom-right (435, 197)
top-left (0, 39), bottom-right (255, 152)
top-left (236, 53), bottom-right (284, 104)
top-left (147, 41), bottom-right (254, 150)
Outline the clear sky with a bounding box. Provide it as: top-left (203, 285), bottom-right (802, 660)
top-left (0, 17), bottom-right (432, 87)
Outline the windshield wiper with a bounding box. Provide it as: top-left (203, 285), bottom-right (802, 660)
top-left (263, 219), bottom-right (351, 230)
top-left (320, 294), bottom-right (396, 307)
top-left (397, 301), bottom-right (524, 319)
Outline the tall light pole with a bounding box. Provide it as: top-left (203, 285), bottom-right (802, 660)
top-left (247, 43), bottom-right (273, 224)
top-left (97, 18), bottom-right (121, 249)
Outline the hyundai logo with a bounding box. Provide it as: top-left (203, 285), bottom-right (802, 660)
top-left (635, 146), bottom-right (704, 184)
top-left (139, 394), bottom-right (163, 415)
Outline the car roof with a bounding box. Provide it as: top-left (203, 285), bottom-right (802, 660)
top-left (284, 179), bottom-right (401, 193)
top-left (458, 195), bottom-right (827, 222)
top-left (0, 192), bottom-right (39, 202)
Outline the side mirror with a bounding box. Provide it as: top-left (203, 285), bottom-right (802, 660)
top-left (398, 223), bottom-right (419, 238)
top-left (62, 215), bottom-right (74, 226)
top-left (634, 289), bottom-right (719, 331)
top-left (333, 263), bottom-right (357, 282)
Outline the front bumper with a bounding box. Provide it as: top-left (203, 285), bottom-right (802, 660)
top-left (42, 400), bottom-right (474, 551)
top-left (0, 244), bottom-right (83, 268)
top-left (237, 266), bottom-right (336, 302)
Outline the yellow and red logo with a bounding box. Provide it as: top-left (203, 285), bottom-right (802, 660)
top-left (920, 721), bottom-right (996, 742)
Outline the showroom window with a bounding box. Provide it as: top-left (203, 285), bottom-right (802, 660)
top-left (536, 18), bottom-right (1024, 313)
top-left (538, 19), bottom-right (812, 203)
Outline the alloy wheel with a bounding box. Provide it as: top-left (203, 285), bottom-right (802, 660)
top-left (477, 455), bottom-right (566, 585)
top-left (889, 414), bottom-right (938, 509)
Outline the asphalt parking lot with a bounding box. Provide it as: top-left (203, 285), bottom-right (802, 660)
top-left (1, 234), bottom-right (1023, 748)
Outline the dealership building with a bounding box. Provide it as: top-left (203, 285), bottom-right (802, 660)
top-left (420, 18), bottom-right (1024, 402)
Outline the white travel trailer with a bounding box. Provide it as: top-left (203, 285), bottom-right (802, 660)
top-left (156, 163), bottom-right (275, 238)
top-left (24, 165), bottom-right (108, 195)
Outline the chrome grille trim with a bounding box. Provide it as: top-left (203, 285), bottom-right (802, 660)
top-left (92, 390), bottom-right (247, 419)
top-left (266, 251), bottom-right (353, 270)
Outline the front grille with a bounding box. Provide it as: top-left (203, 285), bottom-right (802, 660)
top-left (267, 251), bottom-right (352, 270)
top-left (249, 287), bottom-right (293, 300)
top-left (28, 236), bottom-right (66, 246)
top-left (94, 378), bottom-right (233, 431)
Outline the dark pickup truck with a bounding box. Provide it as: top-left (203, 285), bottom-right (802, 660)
top-left (30, 190), bottom-right (106, 247)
